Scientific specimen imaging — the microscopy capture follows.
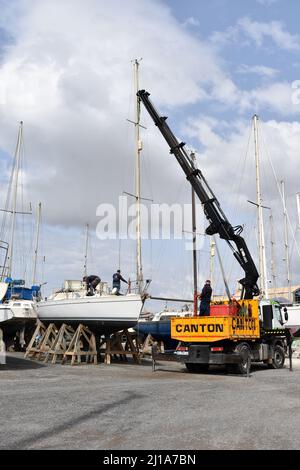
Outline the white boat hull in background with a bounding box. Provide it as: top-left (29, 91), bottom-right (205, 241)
top-left (0, 300), bottom-right (37, 343)
top-left (37, 293), bottom-right (143, 335)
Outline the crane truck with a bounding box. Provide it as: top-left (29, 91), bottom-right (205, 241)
top-left (137, 89), bottom-right (293, 374)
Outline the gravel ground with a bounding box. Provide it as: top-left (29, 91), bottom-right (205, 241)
top-left (0, 353), bottom-right (300, 450)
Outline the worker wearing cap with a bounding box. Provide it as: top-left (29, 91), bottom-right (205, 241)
top-left (198, 280), bottom-right (212, 316)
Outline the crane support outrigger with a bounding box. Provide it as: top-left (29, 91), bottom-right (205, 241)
top-left (138, 89), bottom-right (293, 374)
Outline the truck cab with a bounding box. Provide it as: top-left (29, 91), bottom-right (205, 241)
top-left (259, 299), bottom-right (287, 330)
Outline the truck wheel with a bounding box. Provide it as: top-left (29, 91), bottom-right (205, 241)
top-left (268, 345), bottom-right (285, 369)
top-left (185, 363), bottom-right (209, 373)
top-left (227, 343), bottom-right (251, 375)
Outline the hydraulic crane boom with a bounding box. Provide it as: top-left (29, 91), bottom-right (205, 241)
top-left (137, 90), bottom-right (259, 299)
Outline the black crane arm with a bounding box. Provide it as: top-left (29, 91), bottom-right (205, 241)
top-left (137, 89), bottom-right (259, 299)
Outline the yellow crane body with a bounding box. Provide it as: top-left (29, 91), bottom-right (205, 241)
top-left (171, 299), bottom-right (260, 343)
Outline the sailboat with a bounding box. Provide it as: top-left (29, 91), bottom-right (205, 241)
top-left (0, 122), bottom-right (41, 348)
top-left (37, 60), bottom-right (148, 336)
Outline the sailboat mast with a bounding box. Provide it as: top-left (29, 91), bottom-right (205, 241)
top-left (269, 210), bottom-right (277, 290)
top-left (134, 59), bottom-right (143, 292)
top-left (32, 202), bottom-right (41, 285)
top-left (253, 115), bottom-right (268, 299)
top-left (281, 181), bottom-right (291, 302)
top-left (210, 237), bottom-right (215, 290)
top-left (190, 152), bottom-right (198, 316)
top-left (7, 121), bottom-right (23, 278)
top-left (297, 193), bottom-right (300, 229)
top-left (83, 223), bottom-right (89, 278)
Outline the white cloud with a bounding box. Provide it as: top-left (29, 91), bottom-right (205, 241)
top-left (236, 64), bottom-right (279, 79)
top-left (238, 17), bottom-right (300, 51)
top-left (0, 0), bottom-right (244, 228)
top-left (249, 81), bottom-right (300, 115)
top-left (256, 0), bottom-right (279, 5)
top-left (182, 17), bottom-right (200, 28)
top-left (211, 16), bottom-right (300, 52)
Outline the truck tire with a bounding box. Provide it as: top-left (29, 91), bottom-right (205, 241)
top-left (268, 345), bottom-right (285, 369)
top-left (185, 363), bottom-right (209, 373)
top-left (227, 343), bottom-right (251, 375)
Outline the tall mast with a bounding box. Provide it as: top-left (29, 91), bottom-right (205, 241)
top-left (281, 181), bottom-right (291, 302)
top-left (210, 237), bottom-right (215, 290)
top-left (190, 152), bottom-right (198, 316)
top-left (297, 193), bottom-right (300, 229)
top-left (214, 237), bottom-right (231, 301)
top-left (32, 202), bottom-right (41, 285)
top-left (269, 210), bottom-right (277, 289)
top-left (7, 121), bottom-right (23, 278)
top-left (83, 223), bottom-right (89, 278)
top-left (134, 59), bottom-right (143, 292)
top-left (253, 114), bottom-right (268, 299)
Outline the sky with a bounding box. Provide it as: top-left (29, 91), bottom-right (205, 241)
top-left (0, 0), bottom-right (299, 307)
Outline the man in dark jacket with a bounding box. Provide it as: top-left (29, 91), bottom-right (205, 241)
top-left (83, 275), bottom-right (101, 296)
top-left (199, 280), bottom-right (212, 316)
top-left (112, 270), bottom-right (128, 295)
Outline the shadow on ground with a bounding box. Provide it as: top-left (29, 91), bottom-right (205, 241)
top-left (0, 354), bottom-right (46, 370)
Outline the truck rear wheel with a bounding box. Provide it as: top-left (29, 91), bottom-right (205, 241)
top-left (185, 363), bottom-right (209, 373)
top-left (268, 345), bottom-right (285, 369)
top-left (227, 343), bottom-right (251, 375)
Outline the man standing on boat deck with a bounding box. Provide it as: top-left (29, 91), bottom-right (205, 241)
top-left (83, 275), bottom-right (101, 296)
top-left (198, 280), bottom-right (212, 316)
top-left (112, 270), bottom-right (128, 295)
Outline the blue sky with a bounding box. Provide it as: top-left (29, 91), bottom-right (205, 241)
top-left (0, 0), bottom-right (299, 303)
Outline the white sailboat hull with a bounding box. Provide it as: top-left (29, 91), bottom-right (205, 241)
top-left (37, 293), bottom-right (143, 335)
top-left (0, 300), bottom-right (37, 339)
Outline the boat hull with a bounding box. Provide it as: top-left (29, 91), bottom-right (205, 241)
top-left (37, 294), bottom-right (143, 336)
top-left (0, 301), bottom-right (37, 341)
top-left (136, 319), bottom-right (179, 350)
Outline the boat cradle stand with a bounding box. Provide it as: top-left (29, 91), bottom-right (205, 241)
top-left (25, 322), bottom-right (97, 365)
top-left (99, 329), bottom-right (141, 365)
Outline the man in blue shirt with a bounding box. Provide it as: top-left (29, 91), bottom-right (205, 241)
top-left (112, 270), bottom-right (128, 295)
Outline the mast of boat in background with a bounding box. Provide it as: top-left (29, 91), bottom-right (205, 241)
top-left (210, 238), bottom-right (215, 293)
top-left (269, 210), bottom-right (277, 290)
top-left (190, 152), bottom-right (198, 316)
top-left (297, 193), bottom-right (300, 229)
top-left (32, 202), bottom-right (41, 285)
top-left (83, 223), bottom-right (89, 278)
top-left (253, 114), bottom-right (269, 299)
top-left (281, 180), bottom-right (292, 302)
top-left (133, 59), bottom-right (144, 294)
top-left (7, 121), bottom-right (23, 278)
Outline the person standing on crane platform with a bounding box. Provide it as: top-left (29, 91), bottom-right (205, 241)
top-left (198, 280), bottom-right (212, 316)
